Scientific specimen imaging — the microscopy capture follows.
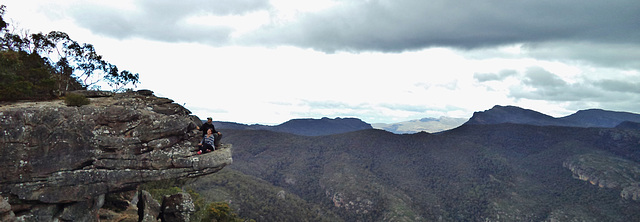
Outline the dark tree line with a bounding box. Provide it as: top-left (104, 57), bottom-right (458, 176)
top-left (0, 5), bottom-right (139, 101)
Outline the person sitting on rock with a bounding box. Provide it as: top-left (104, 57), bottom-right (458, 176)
top-left (198, 128), bottom-right (216, 154)
top-left (198, 117), bottom-right (217, 137)
top-left (197, 117), bottom-right (223, 148)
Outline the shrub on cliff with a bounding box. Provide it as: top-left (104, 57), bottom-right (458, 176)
top-left (205, 202), bottom-right (246, 222)
top-left (64, 93), bottom-right (90, 107)
top-left (141, 179), bottom-right (248, 222)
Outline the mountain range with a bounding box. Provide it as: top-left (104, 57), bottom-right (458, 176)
top-left (5, 91), bottom-right (640, 221)
top-left (466, 105), bottom-right (640, 128)
top-left (214, 117), bottom-right (373, 136)
top-left (215, 105), bottom-right (640, 135)
top-left (372, 116), bottom-right (468, 134)
top-left (185, 105), bottom-right (640, 221)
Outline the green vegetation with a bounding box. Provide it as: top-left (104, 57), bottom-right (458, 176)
top-left (0, 5), bottom-right (138, 102)
top-left (187, 168), bottom-right (340, 222)
top-left (202, 125), bottom-right (640, 221)
top-left (0, 6), bottom-right (6, 30)
top-left (64, 93), bottom-right (90, 106)
top-left (204, 202), bottom-right (245, 222)
top-left (140, 178), bottom-right (248, 222)
top-left (0, 49), bottom-right (62, 101)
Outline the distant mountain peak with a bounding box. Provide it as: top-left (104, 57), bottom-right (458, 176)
top-left (419, 117), bottom-right (439, 122)
top-left (465, 105), bottom-right (559, 126)
top-left (465, 105), bottom-right (640, 128)
top-left (373, 116), bottom-right (468, 134)
top-left (277, 117), bottom-right (373, 136)
top-left (561, 109), bottom-right (640, 127)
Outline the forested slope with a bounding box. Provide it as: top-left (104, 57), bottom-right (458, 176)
top-left (190, 124), bottom-right (640, 221)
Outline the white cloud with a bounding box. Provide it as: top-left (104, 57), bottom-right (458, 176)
top-left (2, 0), bottom-right (639, 125)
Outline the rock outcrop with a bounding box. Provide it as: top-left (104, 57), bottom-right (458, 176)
top-left (160, 193), bottom-right (196, 222)
top-left (564, 153), bottom-right (640, 200)
top-left (1, 195), bottom-right (16, 221)
top-left (138, 190), bottom-right (161, 222)
top-left (0, 90), bottom-right (232, 221)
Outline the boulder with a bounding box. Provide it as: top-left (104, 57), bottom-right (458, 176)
top-left (160, 193), bottom-right (196, 222)
top-left (138, 190), bottom-right (161, 222)
top-left (0, 195), bottom-right (16, 222)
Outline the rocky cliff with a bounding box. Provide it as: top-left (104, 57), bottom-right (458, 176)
top-left (0, 90), bottom-right (232, 221)
top-left (564, 153), bottom-right (640, 201)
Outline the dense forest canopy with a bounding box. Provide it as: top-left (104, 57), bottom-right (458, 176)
top-left (0, 5), bottom-right (139, 101)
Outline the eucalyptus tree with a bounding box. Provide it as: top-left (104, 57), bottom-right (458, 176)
top-left (0, 5), bottom-right (139, 97)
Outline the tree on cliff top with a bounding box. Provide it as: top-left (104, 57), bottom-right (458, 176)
top-left (0, 5), bottom-right (139, 101)
top-left (0, 6), bottom-right (6, 31)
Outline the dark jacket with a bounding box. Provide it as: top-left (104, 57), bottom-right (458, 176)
top-left (200, 122), bottom-right (217, 137)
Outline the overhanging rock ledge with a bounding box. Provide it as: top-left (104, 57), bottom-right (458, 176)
top-left (0, 90), bottom-right (232, 221)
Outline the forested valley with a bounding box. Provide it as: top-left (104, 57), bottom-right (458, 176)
top-left (183, 123), bottom-right (640, 221)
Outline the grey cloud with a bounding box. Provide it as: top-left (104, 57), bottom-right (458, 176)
top-left (523, 42), bottom-right (640, 70)
top-left (595, 80), bottom-right (640, 94)
top-left (507, 68), bottom-right (640, 110)
top-left (562, 87), bottom-right (640, 116)
top-left (137, 0), bottom-right (270, 16)
top-left (244, 0), bottom-right (640, 52)
top-left (441, 81), bottom-right (459, 90)
top-left (509, 83), bottom-right (602, 102)
top-left (68, 0), bottom-right (269, 43)
top-left (474, 70), bottom-right (517, 82)
top-left (522, 67), bottom-right (567, 88)
top-left (66, 0), bottom-right (640, 53)
top-left (508, 67), bottom-right (598, 101)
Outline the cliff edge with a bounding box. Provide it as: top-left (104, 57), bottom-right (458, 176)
top-left (0, 90), bottom-right (232, 221)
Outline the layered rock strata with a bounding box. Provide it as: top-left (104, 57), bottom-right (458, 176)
top-left (564, 153), bottom-right (640, 200)
top-left (0, 90), bottom-right (232, 221)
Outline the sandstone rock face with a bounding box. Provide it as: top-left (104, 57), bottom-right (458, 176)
top-left (0, 90), bottom-right (232, 221)
top-left (564, 153), bottom-right (640, 201)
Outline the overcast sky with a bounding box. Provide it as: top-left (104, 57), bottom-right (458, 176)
top-left (3, 0), bottom-right (639, 124)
